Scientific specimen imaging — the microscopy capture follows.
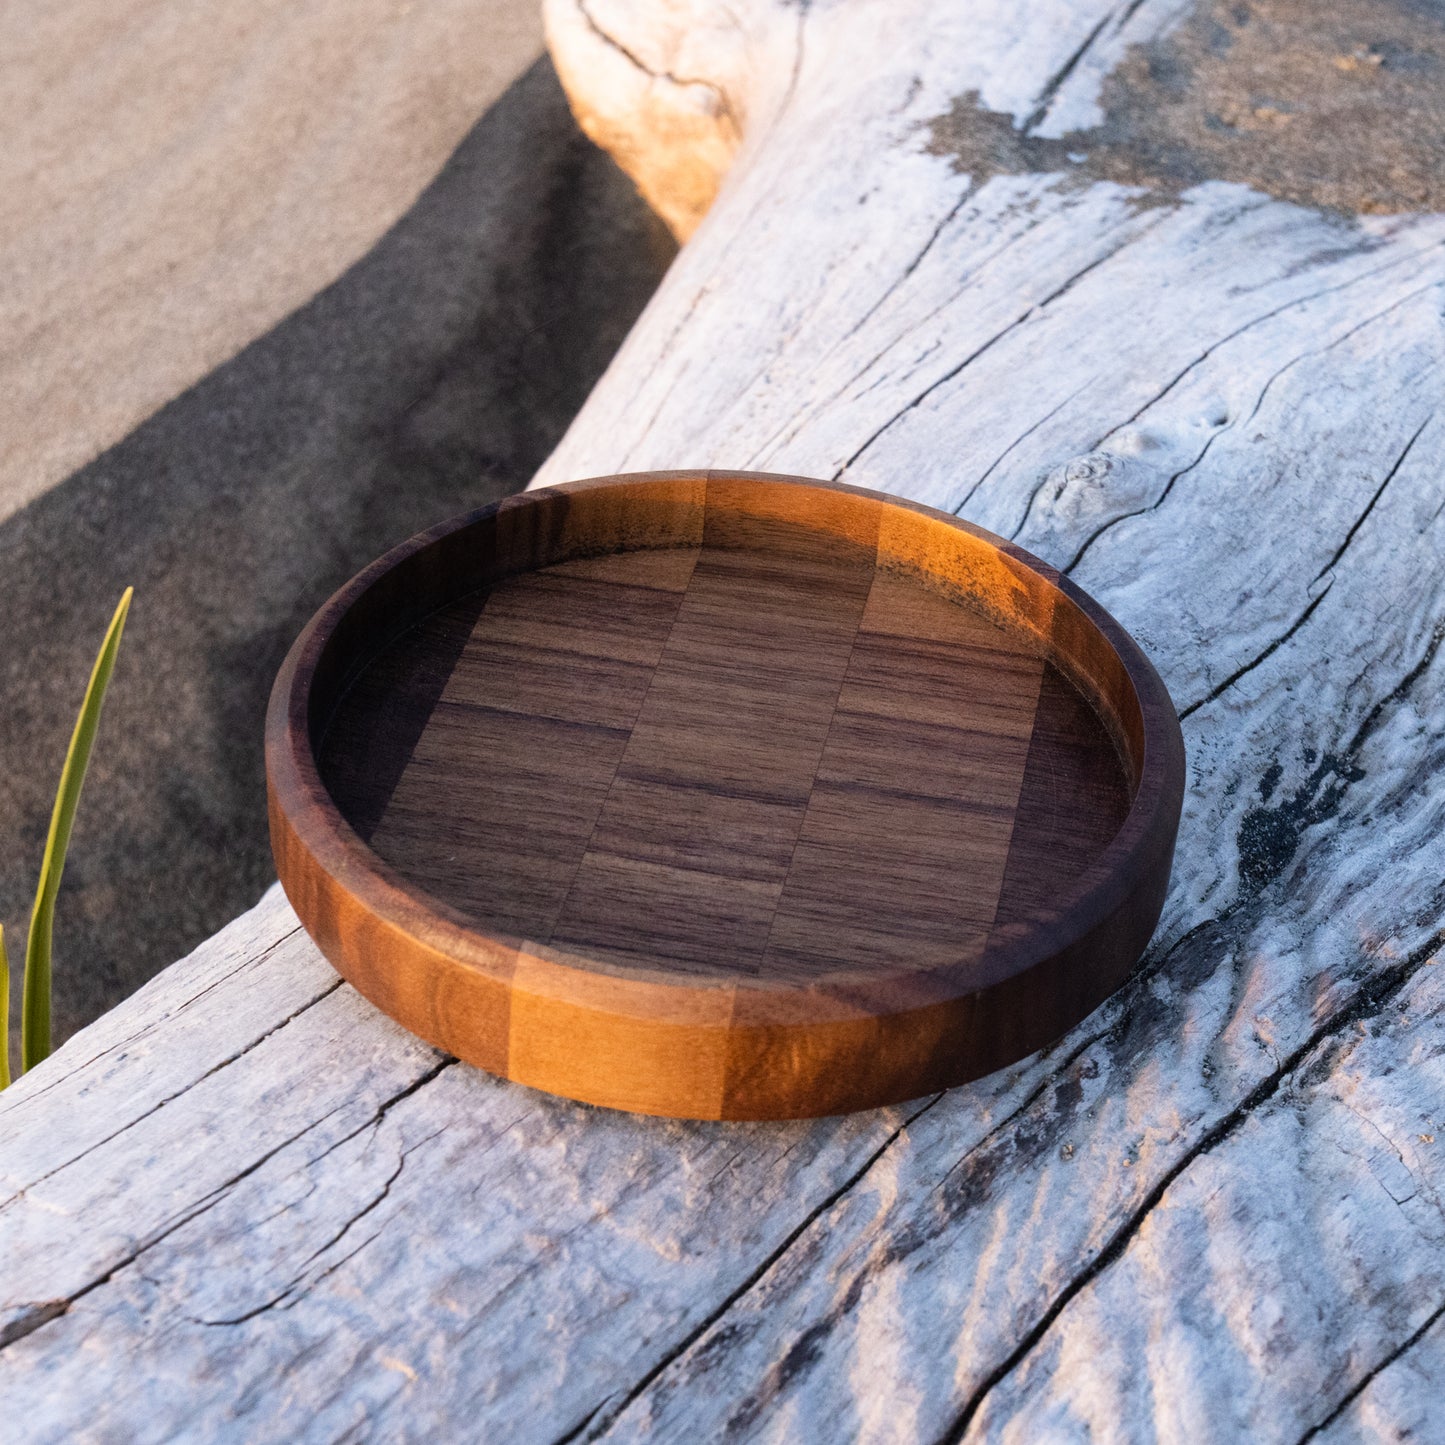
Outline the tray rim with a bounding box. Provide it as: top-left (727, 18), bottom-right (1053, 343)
top-left (266, 470), bottom-right (1185, 1118)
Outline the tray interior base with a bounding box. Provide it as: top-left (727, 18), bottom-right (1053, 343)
top-left (319, 539), bottom-right (1129, 987)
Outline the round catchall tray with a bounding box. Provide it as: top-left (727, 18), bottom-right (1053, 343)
top-left (267, 472), bottom-right (1185, 1119)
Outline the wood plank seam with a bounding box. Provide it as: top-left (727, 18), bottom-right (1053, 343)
top-left (544, 549), bottom-right (701, 950)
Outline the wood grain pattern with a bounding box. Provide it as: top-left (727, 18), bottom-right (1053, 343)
top-left (269, 471), bottom-right (1184, 1118)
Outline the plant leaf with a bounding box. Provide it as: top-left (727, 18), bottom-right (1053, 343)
top-left (21, 588), bottom-right (133, 1074)
top-left (0, 924), bottom-right (10, 1091)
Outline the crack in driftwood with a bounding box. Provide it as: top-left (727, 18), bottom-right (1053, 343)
top-left (779, 0), bottom-right (812, 119)
top-left (190, 1120), bottom-right (450, 1328)
top-left (0, 973), bottom-right (341, 1212)
top-left (745, 190), bottom-right (1017, 466)
top-left (559, 1094), bottom-right (947, 1444)
top-left (1112, 0), bottom-right (1151, 36)
top-left (1058, 410), bottom-right (1227, 572)
top-left (1311, 413), bottom-right (1435, 585)
top-left (1347, 625), bottom-right (1445, 758)
top-left (1021, 8), bottom-right (1118, 135)
top-left (0, 921), bottom-right (306, 1117)
top-left (1178, 585), bottom-right (1333, 721)
top-left (572, 0), bottom-right (738, 126)
top-left (1086, 241), bottom-right (1435, 454)
top-left (0, 1057), bottom-right (454, 1353)
top-left (836, 183), bottom-right (985, 351)
top-left (832, 209), bottom-right (1179, 482)
top-left (959, 383), bottom-right (1090, 518)
top-left (1179, 414), bottom-right (1439, 722)
top-left (1295, 1295), bottom-right (1445, 1442)
top-left (1334, 1099), bottom-right (1434, 1216)
top-left (1060, 270), bottom-right (1441, 585)
top-left (1244, 278), bottom-right (1444, 438)
top-left (832, 222), bottom-right (1163, 483)
top-left (831, 310), bottom-right (1042, 481)
top-left (187, 1149), bottom-right (412, 1328)
top-left (935, 928), bottom-right (1445, 1443)
top-left (756, 190), bottom-right (1164, 471)
top-left (0, 1107), bottom-right (346, 1351)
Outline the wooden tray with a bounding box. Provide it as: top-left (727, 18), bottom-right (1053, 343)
top-left (267, 472), bottom-right (1184, 1119)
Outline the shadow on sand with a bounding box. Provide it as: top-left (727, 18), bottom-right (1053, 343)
top-left (0, 57), bottom-right (674, 1042)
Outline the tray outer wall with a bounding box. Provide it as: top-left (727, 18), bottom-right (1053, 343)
top-left (265, 472), bottom-right (1185, 1120)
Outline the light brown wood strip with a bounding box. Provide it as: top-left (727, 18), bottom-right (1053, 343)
top-left (507, 949), bottom-right (734, 1119)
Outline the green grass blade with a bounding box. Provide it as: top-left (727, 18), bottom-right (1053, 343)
top-left (21, 588), bottom-right (133, 1074)
top-left (1, 924), bottom-right (10, 1090)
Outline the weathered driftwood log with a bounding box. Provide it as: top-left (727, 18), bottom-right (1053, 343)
top-left (4, 0), bottom-right (1445, 1439)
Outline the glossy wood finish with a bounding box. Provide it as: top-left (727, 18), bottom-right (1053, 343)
top-left (266, 472), bottom-right (1184, 1119)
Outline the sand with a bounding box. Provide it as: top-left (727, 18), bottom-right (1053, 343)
top-left (0, 0), bottom-right (673, 1043)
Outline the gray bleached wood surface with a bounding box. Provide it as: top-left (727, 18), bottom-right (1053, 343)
top-left (5, 0), bottom-right (1445, 1439)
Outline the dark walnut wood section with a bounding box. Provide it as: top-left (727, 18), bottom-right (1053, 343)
top-left (267, 473), bottom-right (1185, 1119)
